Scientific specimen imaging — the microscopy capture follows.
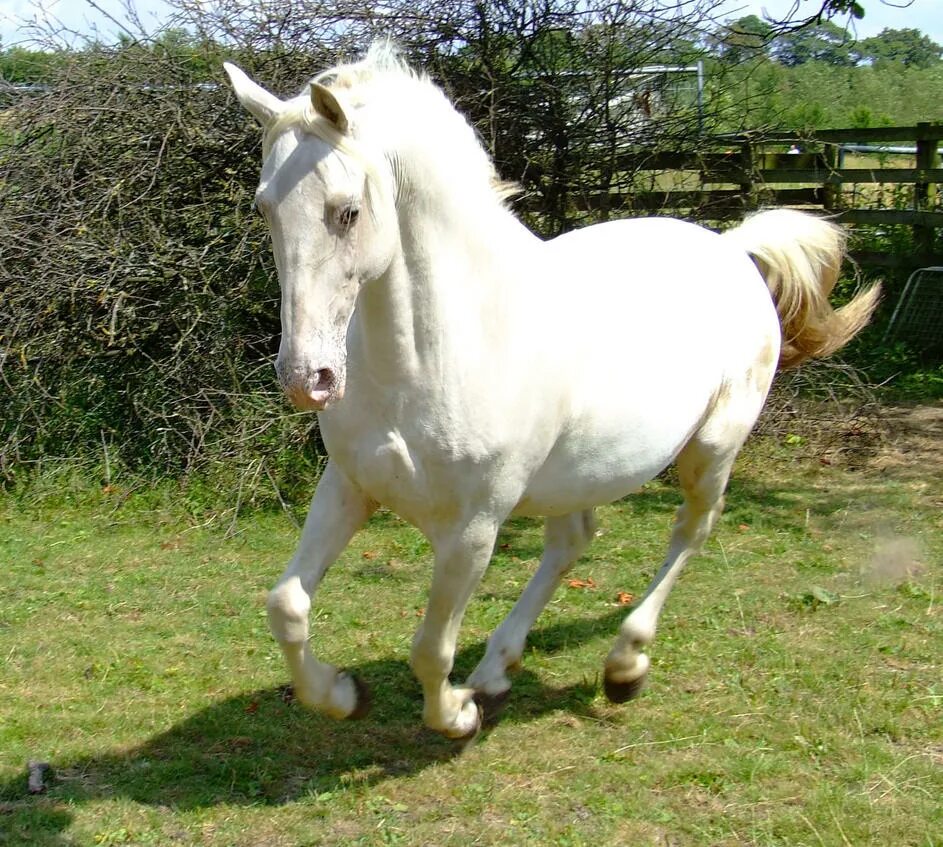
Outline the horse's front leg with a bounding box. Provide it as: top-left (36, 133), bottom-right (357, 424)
top-left (267, 460), bottom-right (377, 719)
top-left (410, 518), bottom-right (500, 739)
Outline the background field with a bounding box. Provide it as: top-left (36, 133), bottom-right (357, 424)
top-left (1, 417), bottom-right (940, 846)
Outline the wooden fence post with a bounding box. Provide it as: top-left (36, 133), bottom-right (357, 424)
top-left (915, 121), bottom-right (940, 255)
top-left (739, 139), bottom-right (756, 213)
top-left (823, 143), bottom-right (839, 211)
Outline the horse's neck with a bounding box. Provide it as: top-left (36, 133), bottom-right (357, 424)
top-left (353, 196), bottom-right (537, 389)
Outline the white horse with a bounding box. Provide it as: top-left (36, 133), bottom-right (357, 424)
top-left (224, 44), bottom-right (879, 740)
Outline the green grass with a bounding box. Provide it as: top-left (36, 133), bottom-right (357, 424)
top-left (1, 438), bottom-right (940, 846)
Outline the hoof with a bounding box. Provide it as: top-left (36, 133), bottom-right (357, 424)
top-left (343, 672), bottom-right (372, 720)
top-left (447, 700), bottom-right (483, 743)
top-left (473, 688), bottom-right (511, 724)
top-left (604, 672), bottom-right (647, 704)
top-left (276, 683), bottom-right (296, 704)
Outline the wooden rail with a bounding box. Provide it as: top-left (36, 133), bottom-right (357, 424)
top-left (558, 122), bottom-right (943, 268)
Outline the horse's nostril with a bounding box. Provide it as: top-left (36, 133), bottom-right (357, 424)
top-left (277, 362), bottom-right (343, 410)
top-left (313, 368), bottom-right (336, 391)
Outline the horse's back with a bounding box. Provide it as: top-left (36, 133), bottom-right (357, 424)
top-left (542, 216), bottom-right (778, 388)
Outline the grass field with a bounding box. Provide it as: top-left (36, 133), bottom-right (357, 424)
top-left (1, 426), bottom-right (941, 846)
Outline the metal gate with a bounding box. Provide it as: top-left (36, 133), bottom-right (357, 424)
top-left (884, 266), bottom-right (943, 358)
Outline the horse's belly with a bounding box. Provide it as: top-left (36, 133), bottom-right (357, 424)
top-left (514, 465), bottom-right (660, 517)
top-left (514, 411), bottom-right (698, 516)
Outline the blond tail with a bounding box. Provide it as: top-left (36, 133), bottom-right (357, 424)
top-left (723, 209), bottom-right (881, 370)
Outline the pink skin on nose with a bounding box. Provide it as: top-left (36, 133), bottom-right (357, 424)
top-left (283, 368), bottom-right (342, 411)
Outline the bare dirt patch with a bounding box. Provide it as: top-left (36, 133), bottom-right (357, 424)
top-left (868, 404), bottom-right (943, 480)
top-left (770, 400), bottom-right (942, 490)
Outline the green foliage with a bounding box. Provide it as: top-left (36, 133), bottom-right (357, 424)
top-left (855, 341), bottom-right (943, 402)
top-left (848, 104), bottom-right (887, 128)
top-left (0, 41), bottom-right (323, 482)
top-left (827, 0), bottom-right (865, 17)
top-left (706, 17), bottom-right (942, 129)
top-left (772, 20), bottom-right (858, 67)
top-left (1, 5), bottom-right (941, 485)
top-left (708, 15), bottom-right (773, 64)
top-left (709, 59), bottom-right (943, 131)
top-left (0, 45), bottom-right (65, 82)
top-left (858, 27), bottom-right (943, 68)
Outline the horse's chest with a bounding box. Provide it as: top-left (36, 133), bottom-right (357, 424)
top-left (327, 424), bottom-right (434, 514)
top-left (365, 430), bottom-right (419, 493)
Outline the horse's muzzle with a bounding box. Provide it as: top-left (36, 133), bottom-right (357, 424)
top-left (280, 365), bottom-right (342, 411)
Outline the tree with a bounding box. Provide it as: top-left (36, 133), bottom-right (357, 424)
top-left (771, 20), bottom-right (857, 66)
top-left (761, 0), bottom-right (863, 32)
top-left (858, 27), bottom-right (942, 68)
top-left (709, 15), bottom-right (773, 64)
top-left (0, 46), bottom-right (64, 83)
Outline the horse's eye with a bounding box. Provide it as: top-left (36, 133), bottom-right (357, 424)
top-left (338, 206), bottom-right (360, 229)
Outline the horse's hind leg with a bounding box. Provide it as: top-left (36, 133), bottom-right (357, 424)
top-left (466, 510), bottom-right (596, 701)
top-left (604, 399), bottom-right (763, 702)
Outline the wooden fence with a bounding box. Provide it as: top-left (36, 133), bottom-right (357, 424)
top-left (563, 122), bottom-right (943, 269)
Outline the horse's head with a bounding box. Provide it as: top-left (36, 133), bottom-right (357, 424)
top-left (224, 63), bottom-right (398, 411)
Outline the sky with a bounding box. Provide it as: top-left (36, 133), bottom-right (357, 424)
top-left (0, 0), bottom-right (177, 46)
top-left (1, 0), bottom-right (941, 48)
top-left (720, 0), bottom-right (943, 45)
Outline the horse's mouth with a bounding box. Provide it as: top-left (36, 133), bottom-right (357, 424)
top-left (285, 385), bottom-right (343, 412)
top-left (281, 364), bottom-right (345, 411)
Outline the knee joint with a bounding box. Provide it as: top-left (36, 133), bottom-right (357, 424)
top-left (267, 578), bottom-right (310, 643)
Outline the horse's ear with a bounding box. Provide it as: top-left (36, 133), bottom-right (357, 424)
top-left (223, 62), bottom-right (283, 128)
top-left (310, 83), bottom-right (349, 133)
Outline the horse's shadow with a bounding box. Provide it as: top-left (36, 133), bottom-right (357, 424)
top-left (0, 609), bottom-right (627, 845)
